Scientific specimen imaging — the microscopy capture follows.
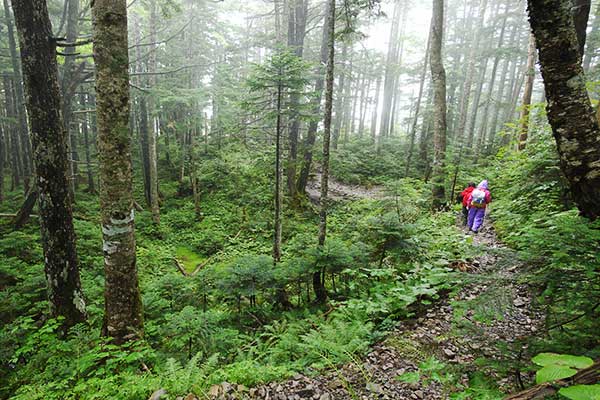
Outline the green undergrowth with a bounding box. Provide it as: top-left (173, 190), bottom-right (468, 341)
top-left (1, 144), bottom-right (474, 399)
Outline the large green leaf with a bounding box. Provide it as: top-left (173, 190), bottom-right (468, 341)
top-left (535, 365), bottom-right (578, 384)
top-left (559, 384), bottom-right (600, 400)
top-left (532, 353), bottom-right (594, 369)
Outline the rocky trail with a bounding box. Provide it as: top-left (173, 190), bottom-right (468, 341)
top-left (193, 180), bottom-right (544, 400)
top-left (305, 173), bottom-right (385, 203)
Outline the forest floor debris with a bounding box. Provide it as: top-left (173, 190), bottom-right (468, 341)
top-left (203, 216), bottom-right (544, 399)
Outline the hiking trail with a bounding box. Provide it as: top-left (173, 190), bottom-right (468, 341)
top-left (205, 181), bottom-right (543, 400)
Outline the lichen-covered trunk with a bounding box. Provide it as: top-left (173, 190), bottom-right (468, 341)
top-left (315, 0), bottom-right (335, 304)
top-left (527, 0), bottom-right (600, 220)
top-left (430, 0), bottom-right (447, 210)
top-left (296, 0), bottom-right (331, 196)
top-left (92, 0), bottom-right (144, 343)
top-left (11, 0), bottom-right (86, 329)
top-left (518, 34), bottom-right (537, 151)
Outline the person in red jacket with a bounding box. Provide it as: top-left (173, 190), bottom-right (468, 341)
top-left (466, 180), bottom-right (492, 233)
top-left (458, 182), bottom-right (476, 225)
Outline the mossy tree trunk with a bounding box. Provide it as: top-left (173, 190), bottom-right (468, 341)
top-left (430, 0), bottom-right (447, 210)
top-left (527, 0), bottom-right (600, 220)
top-left (11, 0), bottom-right (86, 329)
top-left (92, 0), bottom-right (144, 343)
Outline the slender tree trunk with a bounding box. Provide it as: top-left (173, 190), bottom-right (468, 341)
top-left (60, 0), bottom-right (82, 197)
top-left (274, 82), bottom-right (283, 263)
top-left (296, 0), bottom-right (331, 195)
top-left (332, 42), bottom-right (348, 149)
top-left (582, 1), bottom-right (600, 70)
top-left (3, 0), bottom-right (32, 192)
top-left (527, 0), bottom-right (600, 220)
top-left (0, 124), bottom-right (4, 203)
top-left (518, 34), bottom-right (537, 151)
top-left (488, 21), bottom-right (518, 148)
top-left (454, 0), bottom-right (488, 143)
top-left (379, 0), bottom-right (403, 138)
top-left (430, 0), bottom-right (447, 210)
top-left (477, 5), bottom-right (509, 153)
top-left (405, 24), bottom-right (432, 175)
top-left (92, 0), bottom-right (144, 343)
top-left (572, 0), bottom-right (591, 56)
top-left (315, 0), bottom-right (335, 304)
top-left (286, 0), bottom-right (307, 199)
top-left (3, 76), bottom-right (23, 189)
top-left (466, 56), bottom-right (489, 149)
top-left (12, 0), bottom-right (86, 329)
top-left (80, 94), bottom-right (96, 194)
top-left (370, 74), bottom-right (382, 140)
top-left (147, 0), bottom-right (160, 224)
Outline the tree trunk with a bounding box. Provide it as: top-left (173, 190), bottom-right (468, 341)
top-left (60, 0), bottom-right (82, 197)
top-left (477, 5), bottom-right (509, 153)
top-left (430, 0), bottom-right (447, 210)
top-left (296, 0), bottom-right (332, 195)
top-left (454, 0), bottom-right (488, 143)
top-left (518, 34), bottom-right (537, 151)
top-left (147, 0), bottom-right (160, 224)
top-left (92, 0), bottom-right (144, 343)
top-left (487, 21), bottom-right (518, 149)
top-left (286, 0), bottom-right (308, 199)
top-left (80, 94), bottom-right (96, 194)
top-left (12, 0), bottom-right (87, 329)
top-left (572, 0), bottom-right (591, 56)
top-left (379, 0), bottom-right (403, 138)
top-left (582, 1), bottom-right (600, 70)
top-left (527, 0), bottom-right (600, 220)
top-left (405, 23), bottom-right (432, 176)
top-left (274, 82), bottom-right (283, 264)
top-left (3, 76), bottom-right (23, 189)
top-left (333, 42), bottom-right (348, 149)
top-left (370, 74), bottom-right (382, 140)
top-left (0, 123), bottom-right (4, 203)
top-left (315, 0), bottom-right (335, 304)
top-left (3, 0), bottom-right (32, 192)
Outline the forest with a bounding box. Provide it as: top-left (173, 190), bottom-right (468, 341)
top-left (0, 0), bottom-right (600, 398)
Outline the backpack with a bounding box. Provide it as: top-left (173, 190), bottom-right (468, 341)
top-left (470, 189), bottom-right (486, 208)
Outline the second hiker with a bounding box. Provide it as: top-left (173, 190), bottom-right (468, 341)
top-left (466, 180), bottom-right (492, 233)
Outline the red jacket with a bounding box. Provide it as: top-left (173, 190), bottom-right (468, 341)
top-left (460, 187), bottom-right (475, 207)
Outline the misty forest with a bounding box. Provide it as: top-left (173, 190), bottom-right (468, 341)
top-left (1, 0), bottom-right (600, 398)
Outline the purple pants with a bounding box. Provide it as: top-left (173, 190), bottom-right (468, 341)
top-left (467, 207), bottom-right (486, 232)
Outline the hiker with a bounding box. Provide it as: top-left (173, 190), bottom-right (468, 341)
top-left (466, 180), bottom-right (492, 233)
top-left (457, 182), bottom-right (476, 226)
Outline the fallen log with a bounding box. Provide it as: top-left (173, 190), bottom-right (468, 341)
top-left (173, 258), bottom-right (189, 276)
top-left (505, 360), bottom-right (600, 399)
